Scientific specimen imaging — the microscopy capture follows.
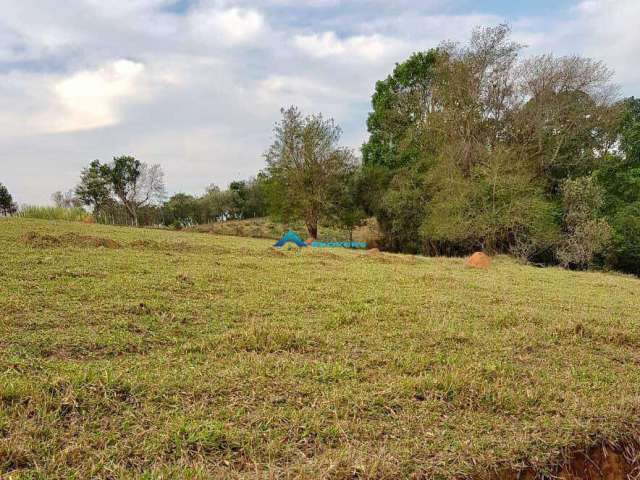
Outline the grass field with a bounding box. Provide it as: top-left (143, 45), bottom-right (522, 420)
top-left (2, 218), bottom-right (640, 479)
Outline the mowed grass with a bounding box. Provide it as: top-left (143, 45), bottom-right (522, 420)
top-left (1, 218), bottom-right (640, 479)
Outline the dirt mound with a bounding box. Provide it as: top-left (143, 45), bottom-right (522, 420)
top-left (22, 232), bottom-right (62, 247)
top-left (23, 232), bottom-right (121, 249)
top-left (465, 251), bottom-right (491, 269)
top-left (366, 248), bottom-right (381, 255)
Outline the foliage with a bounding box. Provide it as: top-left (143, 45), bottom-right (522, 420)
top-left (619, 97), bottom-right (640, 163)
top-left (608, 202), bottom-right (640, 275)
top-left (264, 106), bottom-right (356, 239)
top-left (161, 193), bottom-right (200, 227)
top-left (51, 190), bottom-right (82, 209)
top-left (556, 176), bottom-right (611, 269)
top-left (108, 156), bottom-right (166, 226)
top-left (325, 165), bottom-right (367, 242)
top-left (228, 177), bottom-right (268, 220)
top-left (76, 156), bottom-right (165, 226)
top-left (421, 151), bottom-right (560, 259)
top-left (0, 182), bottom-right (17, 216)
top-left (75, 160), bottom-right (112, 214)
top-left (3, 218), bottom-right (640, 478)
top-left (378, 168), bottom-right (428, 253)
top-left (362, 50), bottom-right (439, 170)
top-left (17, 206), bottom-right (91, 222)
top-left (361, 24), bottom-right (622, 270)
top-left (594, 97), bottom-right (640, 274)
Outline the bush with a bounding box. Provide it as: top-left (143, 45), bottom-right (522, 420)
top-left (556, 177), bottom-right (612, 269)
top-left (608, 202), bottom-right (640, 275)
top-left (18, 206), bottom-right (91, 222)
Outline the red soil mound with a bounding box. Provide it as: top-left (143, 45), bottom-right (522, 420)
top-left (465, 251), bottom-right (491, 269)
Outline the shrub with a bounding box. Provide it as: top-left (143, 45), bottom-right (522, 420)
top-left (18, 206), bottom-right (91, 222)
top-left (556, 177), bottom-right (612, 269)
top-left (608, 202), bottom-right (640, 275)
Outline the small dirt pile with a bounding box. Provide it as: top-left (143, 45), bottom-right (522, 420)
top-left (465, 251), bottom-right (491, 269)
top-left (23, 232), bottom-right (121, 249)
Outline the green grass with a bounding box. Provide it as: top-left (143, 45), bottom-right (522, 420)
top-left (1, 218), bottom-right (640, 479)
top-left (17, 206), bottom-right (91, 222)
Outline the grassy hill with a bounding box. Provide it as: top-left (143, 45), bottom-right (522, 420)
top-left (1, 218), bottom-right (640, 479)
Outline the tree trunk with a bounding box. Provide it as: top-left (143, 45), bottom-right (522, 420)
top-left (306, 220), bottom-right (318, 240)
top-left (123, 201), bottom-right (138, 227)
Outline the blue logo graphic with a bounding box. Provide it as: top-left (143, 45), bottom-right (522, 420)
top-left (273, 230), bottom-right (366, 249)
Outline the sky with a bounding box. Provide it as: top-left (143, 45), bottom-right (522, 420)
top-left (1, 0), bottom-right (639, 205)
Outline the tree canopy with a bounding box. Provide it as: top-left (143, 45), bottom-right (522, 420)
top-left (264, 106), bottom-right (356, 239)
top-left (76, 156), bottom-right (165, 226)
top-left (360, 24), bottom-right (629, 270)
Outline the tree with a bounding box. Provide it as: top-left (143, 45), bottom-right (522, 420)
top-left (362, 50), bottom-right (439, 170)
top-left (594, 97), bottom-right (640, 274)
top-left (199, 184), bottom-right (233, 223)
top-left (327, 165), bottom-right (367, 243)
top-left (75, 160), bottom-right (112, 215)
top-left (556, 176), bottom-right (611, 269)
top-left (227, 177), bottom-right (268, 220)
top-left (109, 156), bottom-right (165, 226)
top-left (265, 106), bottom-right (356, 239)
top-left (359, 24), bottom-right (619, 263)
top-left (76, 157), bottom-right (165, 226)
top-left (0, 183), bottom-right (17, 216)
top-left (52, 189), bottom-right (82, 209)
top-left (619, 97), bottom-right (640, 164)
top-left (162, 193), bottom-right (199, 227)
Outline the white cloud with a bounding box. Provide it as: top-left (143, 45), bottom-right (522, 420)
top-left (294, 31), bottom-right (403, 62)
top-left (46, 59), bottom-right (147, 132)
top-left (189, 7), bottom-right (265, 45)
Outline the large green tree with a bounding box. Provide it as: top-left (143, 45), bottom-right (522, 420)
top-left (265, 106), bottom-right (355, 239)
top-left (362, 50), bottom-right (439, 171)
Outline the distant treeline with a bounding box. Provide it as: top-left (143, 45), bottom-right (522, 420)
top-left (45, 176), bottom-right (268, 229)
top-left (5, 24), bottom-right (640, 275)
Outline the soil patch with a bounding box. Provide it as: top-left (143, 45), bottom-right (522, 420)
top-left (23, 232), bottom-right (121, 249)
top-left (492, 444), bottom-right (638, 480)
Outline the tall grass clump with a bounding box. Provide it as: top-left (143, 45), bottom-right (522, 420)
top-left (18, 206), bottom-right (91, 222)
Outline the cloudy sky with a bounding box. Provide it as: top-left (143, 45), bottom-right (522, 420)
top-left (1, 0), bottom-right (639, 205)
